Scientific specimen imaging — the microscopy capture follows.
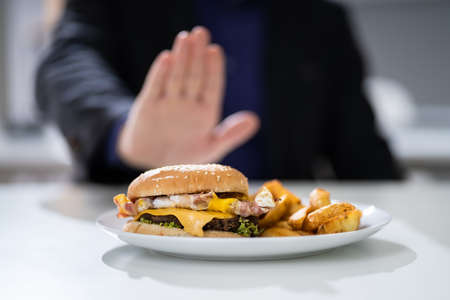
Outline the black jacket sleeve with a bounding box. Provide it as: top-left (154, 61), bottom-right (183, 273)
top-left (327, 7), bottom-right (403, 180)
top-left (36, 0), bottom-right (137, 182)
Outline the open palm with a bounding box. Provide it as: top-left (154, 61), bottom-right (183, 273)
top-left (118, 27), bottom-right (260, 169)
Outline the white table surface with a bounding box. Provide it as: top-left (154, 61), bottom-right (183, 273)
top-left (1, 181), bottom-right (449, 300)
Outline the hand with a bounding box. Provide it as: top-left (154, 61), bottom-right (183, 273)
top-left (117, 27), bottom-right (260, 169)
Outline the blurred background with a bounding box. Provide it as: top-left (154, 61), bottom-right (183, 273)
top-left (0, 0), bottom-right (449, 182)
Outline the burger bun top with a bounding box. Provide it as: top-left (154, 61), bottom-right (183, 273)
top-left (127, 164), bottom-right (248, 200)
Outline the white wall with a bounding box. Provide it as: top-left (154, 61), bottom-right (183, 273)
top-left (0, 0), bottom-right (6, 122)
top-left (345, 0), bottom-right (450, 107)
top-left (4, 0), bottom-right (44, 126)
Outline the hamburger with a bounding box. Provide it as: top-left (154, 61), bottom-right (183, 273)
top-left (113, 164), bottom-right (269, 237)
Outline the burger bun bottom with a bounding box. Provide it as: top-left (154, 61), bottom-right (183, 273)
top-left (123, 221), bottom-right (242, 238)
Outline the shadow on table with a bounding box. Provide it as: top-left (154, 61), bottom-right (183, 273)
top-left (102, 238), bottom-right (416, 294)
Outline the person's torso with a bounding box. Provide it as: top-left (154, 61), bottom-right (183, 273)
top-left (106, 0), bottom-right (341, 179)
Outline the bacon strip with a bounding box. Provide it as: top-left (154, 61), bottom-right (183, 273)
top-left (113, 194), bottom-right (137, 218)
top-left (233, 201), bottom-right (268, 217)
top-left (113, 192), bottom-right (267, 218)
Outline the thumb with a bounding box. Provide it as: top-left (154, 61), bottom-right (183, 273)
top-left (209, 111), bottom-right (260, 160)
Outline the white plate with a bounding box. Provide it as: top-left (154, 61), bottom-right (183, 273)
top-left (96, 202), bottom-right (391, 260)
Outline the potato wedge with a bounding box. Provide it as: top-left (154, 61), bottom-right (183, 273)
top-left (263, 180), bottom-right (289, 199)
top-left (273, 220), bottom-right (291, 229)
top-left (263, 180), bottom-right (303, 219)
top-left (258, 194), bottom-right (290, 228)
top-left (303, 202), bottom-right (355, 232)
top-left (296, 230), bottom-right (314, 236)
top-left (309, 188), bottom-right (331, 211)
top-left (317, 209), bottom-right (362, 234)
top-left (261, 227), bottom-right (300, 237)
top-left (285, 200), bottom-right (304, 219)
top-left (263, 180), bottom-right (301, 204)
top-left (287, 206), bottom-right (313, 230)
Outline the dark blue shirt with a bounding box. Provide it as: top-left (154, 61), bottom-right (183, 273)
top-left (196, 0), bottom-right (266, 178)
top-left (107, 0), bottom-right (266, 178)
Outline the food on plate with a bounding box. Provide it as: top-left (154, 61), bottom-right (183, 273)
top-left (317, 209), bottom-right (362, 234)
top-left (261, 226), bottom-right (300, 237)
top-left (296, 230), bottom-right (314, 236)
top-left (259, 180), bottom-right (305, 228)
top-left (259, 185), bottom-right (362, 237)
top-left (113, 164), bottom-right (269, 237)
top-left (262, 180), bottom-right (290, 199)
top-left (112, 163), bottom-right (363, 238)
top-left (286, 200), bottom-right (305, 219)
top-left (263, 180), bottom-right (303, 217)
top-left (302, 202), bottom-right (356, 232)
top-left (309, 188), bottom-right (331, 211)
top-left (258, 194), bottom-right (291, 228)
top-left (253, 186), bottom-right (276, 208)
top-left (287, 206), bottom-right (313, 230)
top-left (273, 220), bottom-right (291, 229)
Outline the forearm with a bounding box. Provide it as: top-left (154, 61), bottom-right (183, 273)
top-left (36, 51), bottom-right (137, 181)
top-left (35, 0), bottom-right (136, 180)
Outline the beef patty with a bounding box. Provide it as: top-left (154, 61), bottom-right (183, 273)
top-left (138, 213), bottom-right (258, 232)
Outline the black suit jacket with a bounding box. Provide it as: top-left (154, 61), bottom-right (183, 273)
top-left (36, 0), bottom-right (403, 182)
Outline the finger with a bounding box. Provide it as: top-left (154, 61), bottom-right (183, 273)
top-left (185, 27), bottom-right (210, 101)
top-left (193, 25), bottom-right (211, 45)
top-left (166, 31), bottom-right (190, 99)
top-left (209, 111), bottom-right (260, 160)
top-left (201, 44), bottom-right (225, 105)
top-left (140, 50), bottom-right (171, 101)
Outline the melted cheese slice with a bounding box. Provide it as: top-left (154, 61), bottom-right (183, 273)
top-left (134, 208), bottom-right (234, 237)
top-left (208, 192), bottom-right (237, 213)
